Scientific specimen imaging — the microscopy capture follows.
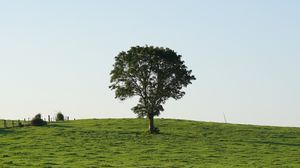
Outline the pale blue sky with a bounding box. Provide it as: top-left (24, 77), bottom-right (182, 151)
top-left (0, 0), bottom-right (299, 127)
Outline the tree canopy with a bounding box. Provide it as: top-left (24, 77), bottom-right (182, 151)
top-left (110, 45), bottom-right (196, 133)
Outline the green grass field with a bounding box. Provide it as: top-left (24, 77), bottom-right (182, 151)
top-left (0, 119), bottom-right (299, 167)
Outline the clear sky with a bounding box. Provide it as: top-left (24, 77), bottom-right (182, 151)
top-left (0, 0), bottom-right (299, 127)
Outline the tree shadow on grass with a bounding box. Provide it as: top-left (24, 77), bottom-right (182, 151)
top-left (0, 128), bottom-right (14, 135)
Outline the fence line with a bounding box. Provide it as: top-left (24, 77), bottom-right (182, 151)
top-left (1, 115), bottom-right (71, 129)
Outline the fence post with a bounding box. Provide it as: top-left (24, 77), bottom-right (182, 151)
top-left (48, 115), bottom-right (50, 123)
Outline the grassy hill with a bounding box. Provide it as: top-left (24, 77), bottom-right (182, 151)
top-left (0, 119), bottom-right (299, 167)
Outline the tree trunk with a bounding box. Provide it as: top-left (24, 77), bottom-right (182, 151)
top-left (148, 115), bottom-right (155, 133)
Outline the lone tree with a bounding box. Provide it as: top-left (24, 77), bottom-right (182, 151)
top-left (109, 45), bottom-right (195, 133)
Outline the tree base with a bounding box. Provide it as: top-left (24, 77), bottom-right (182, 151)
top-left (148, 127), bottom-right (160, 134)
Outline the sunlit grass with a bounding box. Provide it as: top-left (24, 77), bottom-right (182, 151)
top-left (0, 119), bottom-right (299, 167)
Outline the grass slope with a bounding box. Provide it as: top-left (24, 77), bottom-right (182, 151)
top-left (0, 119), bottom-right (299, 167)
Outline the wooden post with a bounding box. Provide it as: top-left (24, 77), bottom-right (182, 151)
top-left (48, 115), bottom-right (50, 123)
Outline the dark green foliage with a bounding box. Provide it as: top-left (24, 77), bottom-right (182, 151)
top-left (17, 120), bottom-right (23, 127)
top-left (35, 113), bottom-right (41, 119)
top-left (56, 112), bottom-right (64, 121)
top-left (110, 45), bottom-right (196, 133)
top-left (31, 114), bottom-right (47, 126)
